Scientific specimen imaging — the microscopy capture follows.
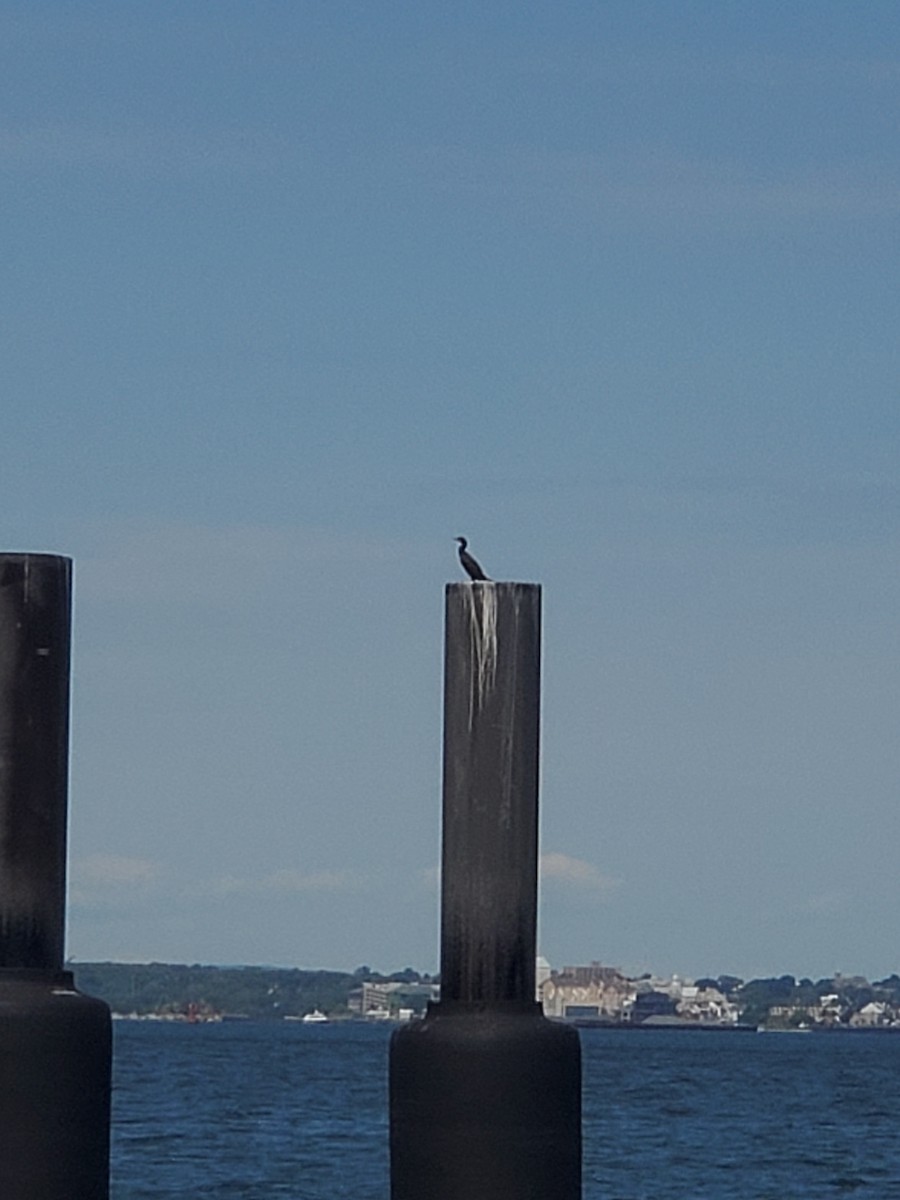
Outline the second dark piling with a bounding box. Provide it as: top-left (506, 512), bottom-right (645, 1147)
top-left (390, 582), bottom-right (582, 1200)
top-left (0, 553), bottom-right (111, 1200)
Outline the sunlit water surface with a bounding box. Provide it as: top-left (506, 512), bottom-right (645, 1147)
top-left (112, 1022), bottom-right (900, 1199)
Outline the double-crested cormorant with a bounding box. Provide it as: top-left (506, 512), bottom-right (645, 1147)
top-left (455, 537), bottom-right (491, 582)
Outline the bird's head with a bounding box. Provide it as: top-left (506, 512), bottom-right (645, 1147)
top-left (455, 536), bottom-right (467, 548)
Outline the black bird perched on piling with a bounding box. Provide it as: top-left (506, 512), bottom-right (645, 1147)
top-left (455, 537), bottom-right (491, 582)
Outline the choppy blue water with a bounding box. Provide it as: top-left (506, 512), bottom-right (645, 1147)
top-left (112, 1022), bottom-right (900, 1199)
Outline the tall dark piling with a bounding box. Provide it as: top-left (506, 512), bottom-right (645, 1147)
top-left (390, 582), bottom-right (582, 1200)
top-left (0, 553), bottom-right (112, 1200)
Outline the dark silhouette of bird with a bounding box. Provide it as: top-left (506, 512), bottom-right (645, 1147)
top-left (455, 537), bottom-right (491, 582)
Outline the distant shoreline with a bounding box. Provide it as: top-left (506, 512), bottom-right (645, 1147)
top-left (571, 1021), bottom-right (900, 1034)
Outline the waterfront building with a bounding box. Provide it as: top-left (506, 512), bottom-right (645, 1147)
top-left (540, 962), bottom-right (634, 1021)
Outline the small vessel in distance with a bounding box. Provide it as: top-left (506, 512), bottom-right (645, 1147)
top-left (284, 1009), bottom-right (329, 1023)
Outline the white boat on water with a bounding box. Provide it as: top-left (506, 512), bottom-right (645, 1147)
top-left (300, 1009), bottom-right (329, 1024)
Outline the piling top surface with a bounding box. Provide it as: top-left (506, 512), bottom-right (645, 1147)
top-left (0, 553), bottom-right (71, 562)
top-left (446, 580), bottom-right (539, 589)
top-left (0, 554), bottom-right (73, 582)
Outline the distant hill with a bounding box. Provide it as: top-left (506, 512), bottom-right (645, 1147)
top-left (69, 961), bottom-right (361, 1019)
top-left (70, 961), bottom-right (900, 1028)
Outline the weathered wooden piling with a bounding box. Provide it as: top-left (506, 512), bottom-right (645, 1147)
top-left (0, 553), bottom-right (112, 1200)
top-left (389, 582), bottom-right (582, 1200)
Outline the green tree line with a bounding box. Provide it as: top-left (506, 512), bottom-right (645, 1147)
top-left (69, 961), bottom-right (417, 1020)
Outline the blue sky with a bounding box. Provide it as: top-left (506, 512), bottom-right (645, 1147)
top-left (3, 2), bottom-right (899, 981)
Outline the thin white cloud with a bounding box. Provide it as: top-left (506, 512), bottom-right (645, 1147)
top-left (419, 856), bottom-right (617, 893)
top-left (73, 518), bottom-right (404, 605)
top-left (0, 120), bottom-right (285, 175)
top-left (70, 856), bottom-right (364, 912)
top-left (73, 853), bottom-right (160, 887)
top-left (511, 46), bottom-right (900, 93)
top-left (418, 865), bottom-right (440, 891)
top-left (69, 854), bottom-right (162, 909)
top-left (414, 144), bottom-right (900, 226)
top-left (802, 889), bottom-right (854, 916)
top-left (540, 852), bottom-right (620, 893)
top-left (201, 868), bottom-right (364, 898)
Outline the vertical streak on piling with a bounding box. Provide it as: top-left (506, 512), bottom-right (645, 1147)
top-left (0, 554), bottom-right (71, 969)
top-left (441, 583), bottom-right (540, 1004)
top-left (0, 553), bottom-right (112, 1200)
top-left (389, 580), bottom-right (582, 1200)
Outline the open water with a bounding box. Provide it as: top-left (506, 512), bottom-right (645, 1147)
top-left (111, 1021), bottom-right (900, 1199)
